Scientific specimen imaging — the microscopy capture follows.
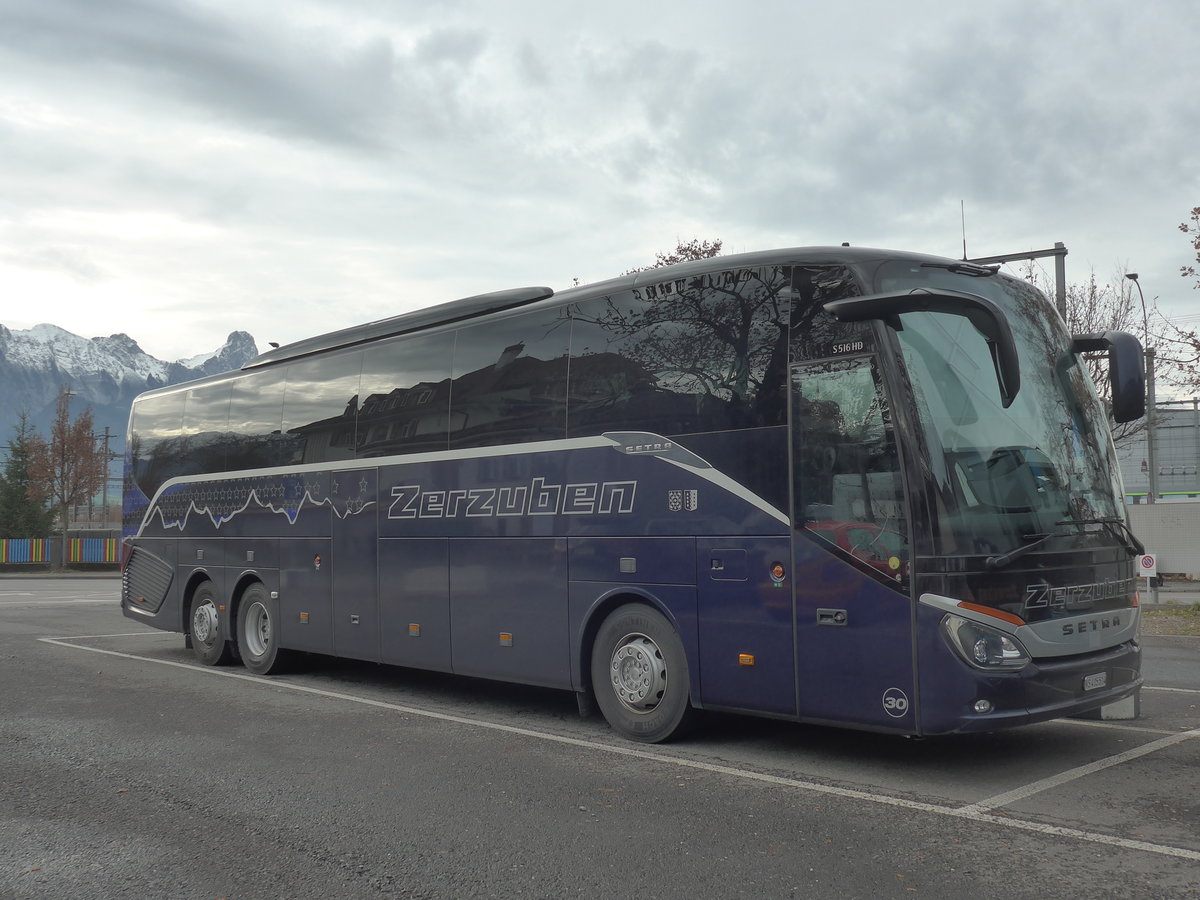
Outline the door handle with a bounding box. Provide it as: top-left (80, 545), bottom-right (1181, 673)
top-left (817, 608), bottom-right (848, 626)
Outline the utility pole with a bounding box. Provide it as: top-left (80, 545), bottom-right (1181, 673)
top-left (99, 427), bottom-right (111, 528)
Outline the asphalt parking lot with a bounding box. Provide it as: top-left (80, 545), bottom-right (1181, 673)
top-left (3, 574), bottom-right (1199, 898)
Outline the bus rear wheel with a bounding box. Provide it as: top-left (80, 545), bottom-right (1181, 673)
top-left (188, 580), bottom-right (234, 666)
top-left (591, 604), bottom-right (694, 743)
top-left (237, 583), bottom-right (293, 675)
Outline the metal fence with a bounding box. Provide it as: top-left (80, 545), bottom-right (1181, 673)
top-left (0, 538), bottom-right (53, 564)
top-left (1118, 400), bottom-right (1200, 501)
top-left (0, 536), bottom-right (120, 567)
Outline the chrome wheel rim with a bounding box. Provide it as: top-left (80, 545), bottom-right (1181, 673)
top-left (243, 601), bottom-right (271, 659)
top-left (609, 632), bottom-right (667, 713)
top-left (192, 600), bottom-right (218, 648)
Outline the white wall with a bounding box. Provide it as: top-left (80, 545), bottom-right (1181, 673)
top-left (1127, 502), bottom-right (1200, 578)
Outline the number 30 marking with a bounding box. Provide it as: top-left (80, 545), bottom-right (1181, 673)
top-left (882, 687), bottom-right (909, 718)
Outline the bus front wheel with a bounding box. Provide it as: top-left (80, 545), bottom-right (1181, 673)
top-left (188, 581), bottom-right (234, 666)
top-left (237, 583), bottom-right (293, 675)
top-left (591, 604), bottom-right (695, 743)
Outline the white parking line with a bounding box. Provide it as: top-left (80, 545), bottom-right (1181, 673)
top-left (0, 598), bottom-right (115, 606)
top-left (48, 631), bottom-right (167, 639)
top-left (38, 634), bottom-right (1200, 863)
top-left (957, 729), bottom-right (1200, 816)
top-left (1064, 717), bottom-right (1181, 736)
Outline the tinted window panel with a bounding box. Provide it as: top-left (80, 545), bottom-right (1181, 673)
top-left (791, 354), bottom-right (909, 587)
top-left (358, 333), bottom-right (453, 457)
top-left (788, 265), bottom-right (866, 362)
top-left (283, 351), bottom-right (362, 465)
top-left (449, 310), bottom-right (570, 449)
top-left (129, 391), bottom-right (184, 498)
top-left (181, 381), bottom-right (231, 478)
top-left (568, 267), bottom-right (790, 438)
top-left (226, 369), bottom-right (291, 471)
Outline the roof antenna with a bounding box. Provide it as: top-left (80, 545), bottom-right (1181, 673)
top-left (960, 200), bottom-right (968, 260)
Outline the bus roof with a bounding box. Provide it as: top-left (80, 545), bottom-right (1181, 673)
top-left (233, 244), bottom-right (960, 371)
top-left (244, 285), bottom-right (555, 369)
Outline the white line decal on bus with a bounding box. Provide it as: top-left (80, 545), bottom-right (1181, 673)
top-left (136, 432), bottom-right (786, 533)
top-left (146, 483), bottom-right (375, 532)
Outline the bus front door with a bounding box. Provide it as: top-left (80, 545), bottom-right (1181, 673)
top-left (789, 356), bottom-right (917, 731)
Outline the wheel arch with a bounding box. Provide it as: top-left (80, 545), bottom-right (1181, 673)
top-left (180, 568), bottom-right (219, 635)
top-left (228, 571), bottom-right (271, 642)
top-left (575, 586), bottom-right (695, 701)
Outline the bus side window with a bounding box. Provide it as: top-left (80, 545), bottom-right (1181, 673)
top-left (567, 269), bottom-right (790, 438)
top-left (226, 369), bottom-right (288, 471)
top-left (282, 351), bottom-right (363, 465)
top-left (449, 309), bottom-right (570, 450)
top-left (129, 392), bottom-right (185, 500)
top-left (181, 382), bottom-right (231, 478)
top-left (357, 333), bottom-right (453, 457)
top-left (792, 355), bottom-right (909, 581)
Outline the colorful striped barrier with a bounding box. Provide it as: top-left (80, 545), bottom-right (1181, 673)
top-left (67, 538), bottom-right (120, 564)
top-left (0, 538), bottom-right (52, 564)
top-left (0, 537), bottom-right (120, 565)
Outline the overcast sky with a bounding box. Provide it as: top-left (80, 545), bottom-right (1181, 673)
top-left (2, 0), bottom-right (1197, 361)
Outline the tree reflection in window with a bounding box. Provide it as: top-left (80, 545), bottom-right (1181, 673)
top-left (568, 266), bottom-right (791, 437)
top-left (792, 355), bottom-right (908, 581)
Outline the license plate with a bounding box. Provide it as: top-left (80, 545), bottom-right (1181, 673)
top-left (1082, 672), bottom-right (1108, 691)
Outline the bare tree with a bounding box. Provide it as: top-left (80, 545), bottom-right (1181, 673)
top-left (1180, 206), bottom-right (1200, 289)
top-left (1021, 263), bottom-right (1200, 435)
top-left (624, 237), bottom-right (724, 274)
top-left (28, 388), bottom-right (107, 568)
top-left (1051, 267), bottom-right (1143, 445)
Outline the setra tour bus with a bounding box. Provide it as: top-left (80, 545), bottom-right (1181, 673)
top-left (121, 246), bottom-right (1148, 743)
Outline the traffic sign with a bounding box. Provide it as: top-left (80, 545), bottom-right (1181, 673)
top-left (1137, 553), bottom-right (1158, 578)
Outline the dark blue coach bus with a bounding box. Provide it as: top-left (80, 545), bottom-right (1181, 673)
top-left (121, 246), bottom-right (1148, 742)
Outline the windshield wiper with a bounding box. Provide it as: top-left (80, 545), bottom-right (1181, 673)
top-left (920, 261), bottom-right (999, 277)
top-left (985, 517), bottom-right (1144, 570)
top-left (985, 531), bottom-right (1060, 569)
top-left (1069, 516), bottom-right (1145, 557)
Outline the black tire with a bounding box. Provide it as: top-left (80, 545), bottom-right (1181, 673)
top-left (188, 580), bottom-right (234, 666)
top-left (590, 603), bottom-right (695, 743)
top-left (237, 583), bottom-right (293, 675)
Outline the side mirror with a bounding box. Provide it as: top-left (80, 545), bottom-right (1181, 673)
top-left (825, 288), bottom-right (1021, 407)
top-left (1071, 332), bottom-right (1145, 423)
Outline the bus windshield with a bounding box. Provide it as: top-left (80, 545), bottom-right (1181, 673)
top-left (879, 261), bottom-right (1125, 560)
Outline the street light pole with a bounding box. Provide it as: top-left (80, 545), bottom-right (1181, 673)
top-left (1126, 273), bottom-right (1157, 504)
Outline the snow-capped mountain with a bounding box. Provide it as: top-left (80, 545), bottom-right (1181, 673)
top-left (0, 323), bottom-right (259, 457)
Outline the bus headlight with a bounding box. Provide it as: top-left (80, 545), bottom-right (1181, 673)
top-left (940, 614), bottom-right (1030, 671)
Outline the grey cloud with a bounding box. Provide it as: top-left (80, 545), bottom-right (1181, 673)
top-left (412, 27), bottom-right (486, 66)
top-left (0, 0), bottom-right (495, 151)
top-left (1, 245), bottom-right (106, 282)
top-left (514, 42), bottom-right (550, 87)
